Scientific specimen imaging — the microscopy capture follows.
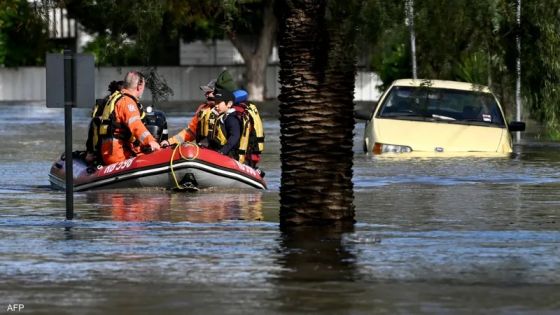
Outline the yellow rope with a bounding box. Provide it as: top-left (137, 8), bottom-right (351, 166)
top-left (169, 141), bottom-right (200, 190)
top-left (179, 141), bottom-right (200, 161)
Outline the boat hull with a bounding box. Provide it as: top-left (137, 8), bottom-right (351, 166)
top-left (49, 144), bottom-right (266, 191)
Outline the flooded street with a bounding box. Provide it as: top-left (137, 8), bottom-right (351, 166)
top-left (0, 103), bottom-right (559, 314)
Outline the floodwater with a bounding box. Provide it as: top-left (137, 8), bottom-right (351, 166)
top-left (0, 102), bottom-right (559, 314)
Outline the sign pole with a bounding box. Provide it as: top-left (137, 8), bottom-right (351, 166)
top-left (46, 51), bottom-right (94, 220)
top-left (64, 50), bottom-right (74, 220)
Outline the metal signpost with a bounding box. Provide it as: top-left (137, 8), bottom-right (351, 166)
top-left (46, 50), bottom-right (94, 220)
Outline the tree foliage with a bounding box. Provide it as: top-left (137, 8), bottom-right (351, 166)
top-left (64, 0), bottom-right (178, 65)
top-left (519, 1), bottom-right (560, 136)
top-left (365, 0), bottom-right (560, 134)
top-left (63, 0), bottom-right (277, 100)
top-left (0, 0), bottom-right (51, 66)
top-left (4, 0), bottom-right (560, 135)
top-left (63, 0), bottom-right (274, 66)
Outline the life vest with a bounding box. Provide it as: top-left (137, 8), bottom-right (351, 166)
top-left (196, 106), bottom-right (219, 142)
top-left (233, 103), bottom-right (264, 164)
top-left (243, 102), bottom-right (265, 154)
top-left (90, 91), bottom-right (145, 157)
top-left (204, 103), bottom-right (264, 165)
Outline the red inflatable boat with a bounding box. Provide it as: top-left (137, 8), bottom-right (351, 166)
top-left (48, 143), bottom-right (267, 191)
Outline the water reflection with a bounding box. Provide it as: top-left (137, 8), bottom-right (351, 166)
top-left (273, 225), bottom-right (357, 313)
top-left (82, 191), bottom-right (264, 223)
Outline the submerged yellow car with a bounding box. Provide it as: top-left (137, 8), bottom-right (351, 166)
top-left (359, 79), bottom-right (525, 155)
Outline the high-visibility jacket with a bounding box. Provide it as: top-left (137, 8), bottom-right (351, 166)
top-left (170, 101), bottom-right (265, 166)
top-left (238, 102), bottom-right (265, 156)
top-left (168, 103), bottom-right (211, 145)
top-left (100, 90), bottom-right (155, 165)
top-left (208, 109), bottom-right (242, 159)
top-left (196, 106), bottom-right (219, 143)
top-left (87, 91), bottom-right (124, 159)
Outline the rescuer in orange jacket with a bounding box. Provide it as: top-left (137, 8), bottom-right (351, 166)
top-left (100, 71), bottom-right (161, 165)
top-left (163, 85), bottom-right (215, 145)
top-left (161, 70), bottom-right (237, 146)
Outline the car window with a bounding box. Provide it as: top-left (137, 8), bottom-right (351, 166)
top-left (377, 86), bottom-right (505, 127)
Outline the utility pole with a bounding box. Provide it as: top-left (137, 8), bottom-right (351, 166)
top-left (515, 0), bottom-right (522, 142)
top-left (405, 0), bottom-right (417, 79)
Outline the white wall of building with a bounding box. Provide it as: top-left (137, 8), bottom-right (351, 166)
top-left (180, 40), bottom-right (280, 66)
top-left (2, 26), bottom-right (382, 102)
top-left (0, 67), bottom-right (46, 101)
top-left (0, 66), bottom-right (381, 102)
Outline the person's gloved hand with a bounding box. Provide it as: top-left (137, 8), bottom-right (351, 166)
top-left (148, 140), bottom-right (161, 151)
top-left (160, 140), bottom-right (170, 148)
top-left (198, 138), bottom-right (209, 148)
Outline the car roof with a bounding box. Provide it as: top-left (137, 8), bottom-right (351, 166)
top-left (391, 79), bottom-right (492, 93)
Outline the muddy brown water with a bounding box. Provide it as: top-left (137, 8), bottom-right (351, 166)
top-left (0, 103), bottom-right (559, 314)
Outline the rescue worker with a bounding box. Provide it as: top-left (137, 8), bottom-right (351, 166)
top-left (230, 92), bottom-right (264, 169)
top-left (100, 71), bottom-right (160, 165)
top-left (162, 70), bottom-right (264, 175)
top-left (161, 70), bottom-right (237, 146)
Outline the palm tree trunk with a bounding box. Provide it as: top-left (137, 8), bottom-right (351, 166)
top-left (277, 0), bottom-right (358, 227)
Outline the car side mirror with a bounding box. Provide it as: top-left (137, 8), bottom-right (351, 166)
top-left (508, 121), bottom-right (526, 132)
top-left (354, 108), bottom-right (372, 120)
top-left (354, 101), bottom-right (377, 120)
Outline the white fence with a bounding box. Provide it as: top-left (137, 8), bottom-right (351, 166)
top-left (0, 66), bottom-right (381, 102)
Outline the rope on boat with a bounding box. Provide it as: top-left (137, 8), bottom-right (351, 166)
top-left (170, 141), bottom-right (200, 190)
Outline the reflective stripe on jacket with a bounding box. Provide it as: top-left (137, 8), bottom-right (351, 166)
top-left (100, 90), bottom-right (154, 165)
top-left (168, 103), bottom-right (210, 145)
